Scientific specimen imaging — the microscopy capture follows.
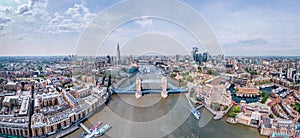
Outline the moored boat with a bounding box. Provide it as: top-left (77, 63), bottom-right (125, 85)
top-left (191, 109), bottom-right (200, 120)
top-left (90, 121), bottom-right (103, 132)
top-left (98, 123), bottom-right (112, 136)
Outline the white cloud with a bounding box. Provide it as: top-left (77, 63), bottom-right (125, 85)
top-left (0, 17), bottom-right (12, 36)
top-left (0, 6), bottom-right (14, 15)
top-left (10, 0), bottom-right (22, 4)
top-left (42, 3), bottom-right (96, 34)
top-left (193, 1), bottom-right (300, 56)
top-left (134, 16), bottom-right (153, 28)
top-left (0, 5), bottom-right (14, 38)
top-left (17, 4), bottom-right (31, 15)
top-left (80, 0), bottom-right (87, 6)
top-left (0, 0), bottom-right (50, 40)
top-left (0, 17), bottom-right (11, 24)
top-left (17, 0), bottom-right (48, 16)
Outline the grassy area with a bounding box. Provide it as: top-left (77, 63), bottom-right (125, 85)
top-left (207, 69), bottom-right (220, 76)
top-left (256, 81), bottom-right (271, 85)
top-left (179, 79), bottom-right (188, 86)
top-left (261, 91), bottom-right (268, 104)
top-left (186, 76), bottom-right (194, 83)
top-left (190, 88), bottom-right (195, 97)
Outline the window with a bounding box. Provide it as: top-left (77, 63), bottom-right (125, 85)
top-left (35, 129), bottom-right (38, 136)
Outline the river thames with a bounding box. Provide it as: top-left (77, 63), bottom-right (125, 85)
top-left (67, 94), bottom-right (266, 138)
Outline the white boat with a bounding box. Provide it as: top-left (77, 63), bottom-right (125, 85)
top-left (185, 94), bottom-right (201, 120)
top-left (214, 114), bottom-right (223, 120)
top-left (98, 124), bottom-right (112, 136)
top-left (90, 121), bottom-right (103, 132)
top-left (191, 109), bottom-right (200, 120)
top-left (280, 92), bottom-right (287, 98)
top-left (82, 123), bottom-right (112, 138)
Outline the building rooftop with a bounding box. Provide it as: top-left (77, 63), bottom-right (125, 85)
top-left (19, 96), bottom-right (29, 116)
top-left (237, 87), bottom-right (259, 94)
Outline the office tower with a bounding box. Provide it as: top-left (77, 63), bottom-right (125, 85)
top-left (175, 54), bottom-right (180, 63)
top-left (192, 47), bottom-right (198, 60)
top-left (116, 44), bottom-right (121, 64)
top-left (203, 52), bottom-right (208, 62)
top-left (106, 55), bottom-right (111, 64)
top-left (195, 52), bottom-right (201, 64)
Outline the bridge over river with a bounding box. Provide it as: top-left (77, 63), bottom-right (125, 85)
top-left (112, 65), bottom-right (188, 97)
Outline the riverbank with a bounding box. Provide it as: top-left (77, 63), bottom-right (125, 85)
top-left (67, 94), bottom-right (265, 138)
top-left (51, 98), bottom-right (106, 138)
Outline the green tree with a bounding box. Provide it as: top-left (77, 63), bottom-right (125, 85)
top-left (223, 106), bottom-right (228, 111)
top-left (249, 70), bottom-right (257, 75)
top-left (186, 76), bottom-right (194, 83)
top-left (229, 112), bottom-right (236, 118)
top-left (170, 73), bottom-right (177, 78)
top-left (38, 66), bottom-right (43, 71)
top-left (65, 73), bottom-right (72, 77)
top-left (233, 105), bottom-right (241, 113)
top-left (197, 66), bottom-right (202, 73)
top-left (292, 103), bottom-right (300, 112)
top-left (269, 114), bottom-right (274, 119)
top-left (213, 103), bottom-right (220, 111)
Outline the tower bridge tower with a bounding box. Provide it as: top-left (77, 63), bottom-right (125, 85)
top-left (135, 77), bottom-right (142, 99)
top-left (161, 76), bottom-right (168, 98)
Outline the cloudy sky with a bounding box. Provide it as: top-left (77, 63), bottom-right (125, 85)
top-left (0, 0), bottom-right (299, 56)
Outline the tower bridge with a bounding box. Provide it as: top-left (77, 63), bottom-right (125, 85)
top-left (112, 75), bottom-right (188, 98)
top-left (112, 64), bottom-right (188, 98)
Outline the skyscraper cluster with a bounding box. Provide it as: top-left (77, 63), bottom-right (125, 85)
top-left (191, 47), bottom-right (209, 64)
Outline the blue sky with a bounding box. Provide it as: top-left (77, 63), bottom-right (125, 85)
top-left (0, 0), bottom-right (299, 56)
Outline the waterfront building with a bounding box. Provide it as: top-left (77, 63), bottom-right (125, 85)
top-left (260, 118), bottom-right (300, 137)
top-left (253, 77), bottom-right (271, 85)
top-left (31, 94), bottom-right (104, 137)
top-left (0, 116), bottom-right (30, 137)
top-left (235, 80), bottom-right (260, 97)
top-left (199, 84), bottom-right (232, 112)
top-left (235, 87), bottom-right (260, 98)
top-left (236, 102), bottom-right (270, 127)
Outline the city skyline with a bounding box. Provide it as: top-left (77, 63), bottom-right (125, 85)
top-left (1, 1), bottom-right (300, 138)
top-left (0, 0), bottom-right (300, 56)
